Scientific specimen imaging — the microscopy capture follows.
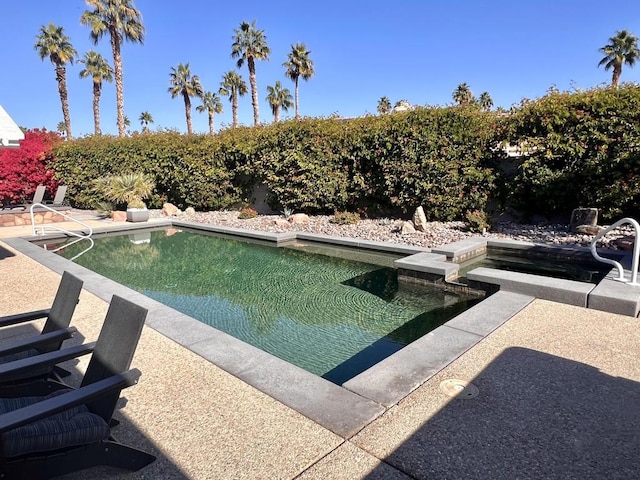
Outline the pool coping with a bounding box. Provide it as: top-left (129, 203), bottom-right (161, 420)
top-left (0, 220), bottom-right (578, 438)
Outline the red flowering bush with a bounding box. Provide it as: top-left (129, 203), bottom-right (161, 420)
top-left (0, 129), bottom-right (62, 204)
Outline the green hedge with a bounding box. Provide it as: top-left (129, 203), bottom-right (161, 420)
top-left (52, 85), bottom-right (640, 222)
top-left (53, 131), bottom-right (249, 210)
top-left (53, 108), bottom-right (499, 220)
top-left (503, 84), bottom-right (640, 220)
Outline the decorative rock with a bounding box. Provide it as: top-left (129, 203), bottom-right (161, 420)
top-left (288, 213), bottom-right (310, 224)
top-left (401, 221), bottom-right (416, 234)
top-left (274, 218), bottom-right (289, 227)
top-left (413, 206), bottom-right (428, 232)
top-left (162, 203), bottom-right (180, 217)
top-left (184, 207), bottom-right (196, 216)
top-left (569, 208), bottom-right (598, 231)
top-left (613, 236), bottom-right (635, 252)
top-left (574, 225), bottom-right (604, 235)
top-left (111, 211), bottom-right (127, 222)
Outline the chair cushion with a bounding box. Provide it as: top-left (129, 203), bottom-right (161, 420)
top-left (0, 390), bottom-right (110, 457)
top-left (0, 348), bottom-right (39, 364)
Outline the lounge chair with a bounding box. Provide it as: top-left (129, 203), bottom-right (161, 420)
top-left (0, 295), bottom-right (155, 479)
top-left (1, 185), bottom-right (46, 211)
top-left (0, 271), bottom-right (83, 395)
top-left (43, 185), bottom-right (67, 207)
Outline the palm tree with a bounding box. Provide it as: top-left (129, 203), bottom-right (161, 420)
top-left (168, 63), bottom-right (203, 135)
top-left (196, 91), bottom-right (223, 135)
top-left (219, 70), bottom-right (248, 128)
top-left (598, 30), bottom-right (640, 88)
top-left (478, 92), bottom-right (493, 111)
top-left (231, 20), bottom-right (270, 126)
top-left (377, 96), bottom-right (392, 115)
top-left (265, 81), bottom-right (293, 122)
top-left (139, 111), bottom-right (153, 132)
top-left (56, 121), bottom-right (67, 137)
top-left (35, 23), bottom-right (77, 140)
top-left (78, 50), bottom-right (113, 135)
top-left (283, 43), bottom-right (314, 119)
top-left (81, 0), bottom-right (145, 137)
top-left (453, 83), bottom-right (474, 106)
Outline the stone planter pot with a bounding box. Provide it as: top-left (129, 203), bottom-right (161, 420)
top-left (126, 208), bottom-right (149, 223)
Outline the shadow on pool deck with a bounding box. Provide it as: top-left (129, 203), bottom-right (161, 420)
top-left (361, 347), bottom-right (640, 479)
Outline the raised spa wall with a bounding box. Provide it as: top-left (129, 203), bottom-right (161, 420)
top-left (394, 237), bottom-right (640, 318)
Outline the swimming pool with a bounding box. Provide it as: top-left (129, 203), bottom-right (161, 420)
top-left (47, 227), bottom-right (481, 384)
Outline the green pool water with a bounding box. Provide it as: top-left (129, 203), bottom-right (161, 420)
top-left (51, 228), bottom-right (479, 384)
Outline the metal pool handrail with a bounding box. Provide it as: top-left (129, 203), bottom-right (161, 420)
top-left (589, 217), bottom-right (640, 286)
top-left (30, 203), bottom-right (95, 261)
top-left (30, 203), bottom-right (93, 237)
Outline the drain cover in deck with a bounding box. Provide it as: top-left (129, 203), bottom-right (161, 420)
top-left (439, 379), bottom-right (479, 399)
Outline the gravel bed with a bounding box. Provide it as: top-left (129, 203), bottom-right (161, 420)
top-left (149, 210), bottom-right (635, 251)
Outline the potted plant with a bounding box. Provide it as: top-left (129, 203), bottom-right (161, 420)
top-left (98, 173), bottom-right (155, 223)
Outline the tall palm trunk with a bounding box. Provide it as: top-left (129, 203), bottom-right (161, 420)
top-left (92, 81), bottom-right (102, 135)
top-left (612, 64), bottom-right (622, 88)
top-left (110, 29), bottom-right (126, 137)
top-left (208, 114), bottom-right (214, 135)
top-left (55, 65), bottom-right (72, 140)
top-left (183, 92), bottom-right (193, 134)
top-left (294, 77), bottom-right (300, 119)
top-left (248, 58), bottom-right (259, 125)
top-left (274, 107), bottom-right (280, 123)
top-left (232, 92), bottom-right (239, 128)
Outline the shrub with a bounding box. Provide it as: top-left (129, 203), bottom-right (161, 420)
top-left (330, 211), bottom-right (361, 225)
top-left (464, 209), bottom-right (490, 233)
top-left (238, 206), bottom-right (258, 219)
top-left (0, 129), bottom-right (62, 204)
top-left (502, 84), bottom-right (640, 220)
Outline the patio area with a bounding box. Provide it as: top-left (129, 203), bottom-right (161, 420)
top-left (0, 219), bottom-right (639, 479)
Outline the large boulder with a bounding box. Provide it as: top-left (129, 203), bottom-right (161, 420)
top-left (413, 206), bottom-right (428, 232)
top-left (288, 213), bottom-right (310, 224)
top-left (569, 208), bottom-right (597, 232)
top-left (111, 211), bottom-right (127, 222)
top-left (401, 221), bottom-right (416, 234)
top-left (162, 202), bottom-right (180, 217)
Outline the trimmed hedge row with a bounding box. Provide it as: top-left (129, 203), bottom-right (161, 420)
top-left (51, 84), bottom-right (640, 222)
top-left (502, 84), bottom-right (640, 220)
top-left (52, 107), bottom-right (499, 221)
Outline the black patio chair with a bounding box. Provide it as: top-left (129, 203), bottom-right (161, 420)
top-left (0, 271), bottom-right (83, 395)
top-left (0, 295), bottom-right (155, 479)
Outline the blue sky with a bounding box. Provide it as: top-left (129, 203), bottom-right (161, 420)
top-left (2, 0), bottom-right (640, 136)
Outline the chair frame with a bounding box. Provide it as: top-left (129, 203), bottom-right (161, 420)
top-left (0, 295), bottom-right (155, 478)
top-left (0, 272), bottom-right (83, 395)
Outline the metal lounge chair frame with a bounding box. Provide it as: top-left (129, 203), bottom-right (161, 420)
top-left (2, 185), bottom-right (46, 211)
top-left (0, 295), bottom-right (155, 479)
top-left (43, 185), bottom-right (67, 207)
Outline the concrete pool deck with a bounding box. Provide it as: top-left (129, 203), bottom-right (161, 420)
top-left (1, 218), bottom-right (640, 478)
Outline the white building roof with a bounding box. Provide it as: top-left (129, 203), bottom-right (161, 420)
top-left (0, 104), bottom-right (24, 148)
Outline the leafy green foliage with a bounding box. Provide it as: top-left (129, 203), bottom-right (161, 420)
top-left (503, 84), bottom-right (640, 219)
top-left (330, 211), bottom-right (361, 225)
top-left (50, 86), bottom-right (640, 223)
top-left (238, 206), bottom-right (258, 219)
